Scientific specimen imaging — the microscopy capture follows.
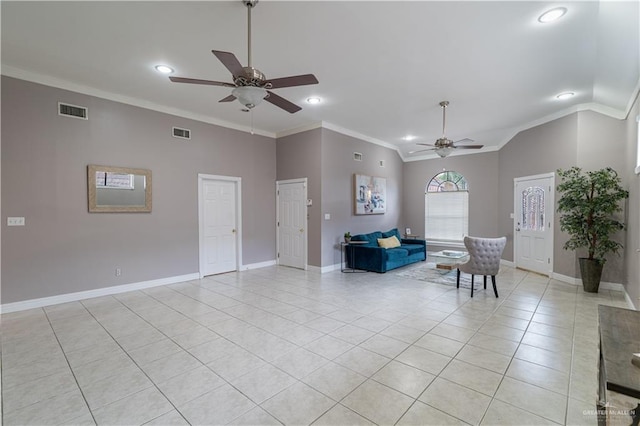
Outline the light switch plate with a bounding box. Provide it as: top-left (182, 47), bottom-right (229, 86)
top-left (7, 217), bottom-right (25, 226)
top-left (324, 213), bottom-right (331, 220)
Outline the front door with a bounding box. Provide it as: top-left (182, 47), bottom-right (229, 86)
top-left (514, 173), bottom-right (554, 276)
top-left (199, 175), bottom-right (239, 276)
top-left (276, 179), bottom-right (307, 270)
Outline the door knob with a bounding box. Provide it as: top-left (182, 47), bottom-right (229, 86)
top-left (299, 228), bottom-right (304, 233)
top-left (516, 227), bottom-right (521, 232)
top-left (232, 229), bottom-right (236, 233)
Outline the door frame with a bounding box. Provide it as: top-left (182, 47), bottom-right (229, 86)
top-left (276, 178), bottom-right (308, 270)
top-left (198, 174), bottom-right (242, 278)
top-left (513, 172), bottom-right (554, 276)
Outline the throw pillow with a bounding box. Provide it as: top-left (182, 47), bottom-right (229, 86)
top-left (377, 235), bottom-right (401, 249)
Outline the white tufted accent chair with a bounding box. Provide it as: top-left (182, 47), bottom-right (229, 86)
top-left (457, 236), bottom-right (507, 298)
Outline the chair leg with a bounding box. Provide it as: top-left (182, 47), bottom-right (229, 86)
top-left (470, 275), bottom-right (475, 298)
top-left (483, 275), bottom-right (487, 289)
top-left (492, 275), bottom-right (499, 298)
top-left (456, 269), bottom-right (460, 288)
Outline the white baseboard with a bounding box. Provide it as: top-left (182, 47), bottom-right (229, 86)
top-left (319, 263), bottom-right (341, 273)
top-left (500, 259), bottom-right (515, 268)
top-left (0, 273), bottom-right (200, 314)
top-left (240, 260), bottom-right (276, 271)
top-left (625, 292), bottom-right (637, 310)
top-left (552, 272), bottom-right (578, 285)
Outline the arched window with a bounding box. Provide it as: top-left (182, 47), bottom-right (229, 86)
top-left (425, 171), bottom-right (469, 243)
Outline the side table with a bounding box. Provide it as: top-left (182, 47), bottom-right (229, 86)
top-left (340, 241), bottom-right (368, 273)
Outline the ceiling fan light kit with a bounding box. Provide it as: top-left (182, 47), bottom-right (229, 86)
top-left (232, 86), bottom-right (267, 109)
top-left (168, 0), bottom-right (318, 114)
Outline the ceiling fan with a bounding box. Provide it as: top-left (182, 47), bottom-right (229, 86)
top-left (409, 101), bottom-right (484, 157)
top-left (169, 0), bottom-right (318, 114)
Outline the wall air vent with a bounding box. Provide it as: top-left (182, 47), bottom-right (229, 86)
top-left (172, 127), bottom-right (191, 140)
top-left (58, 102), bottom-right (88, 120)
top-left (354, 152), bottom-right (363, 161)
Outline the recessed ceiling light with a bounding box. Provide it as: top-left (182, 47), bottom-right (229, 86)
top-left (538, 7), bottom-right (567, 23)
top-left (306, 97), bottom-right (321, 104)
top-left (155, 65), bottom-right (174, 74)
top-left (402, 135), bottom-right (416, 141)
top-left (556, 91), bottom-right (575, 100)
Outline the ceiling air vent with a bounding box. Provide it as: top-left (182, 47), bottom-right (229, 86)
top-left (172, 127), bottom-right (191, 140)
top-left (354, 152), bottom-right (363, 161)
top-left (58, 102), bottom-right (88, 120)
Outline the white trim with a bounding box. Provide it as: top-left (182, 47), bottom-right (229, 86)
top-left (3, 66), bottom-right (275, 138)
top-left (552, 272), bottom-right (578, 285)
top-left (513, 173), bottom-right (555, 277)
top-left (0, 273), bottom-right (199, 314)
top-left (276, 122), bottom-right (322, 138)
top-left (239, 260), bottom-right (277, 271)
top-left (321, 121), bottom-right (401, 153)
top-left (625, 78), bottom-right (640, 119)
top-left (625, 292), bottom-right (637, 310)
top-left (513, 172), bottom-right (555, 182)
top-left (276, 178), bottom-right (308, 271)
top-left (318, 263), bottom-right (341, 273)
top-left (198, 174), bottom-right (242, 278)
top-left (500, 259), bottom-right (515, 268)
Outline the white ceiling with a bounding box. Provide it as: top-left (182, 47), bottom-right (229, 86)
top-left (2, 1), bottom-right (639, 160)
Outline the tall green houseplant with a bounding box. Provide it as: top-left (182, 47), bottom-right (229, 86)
top-left (556, 167), bottom-right (629, 292)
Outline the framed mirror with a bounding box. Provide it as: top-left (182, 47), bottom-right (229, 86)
top-left (88, 164), bottom-right (152, 212)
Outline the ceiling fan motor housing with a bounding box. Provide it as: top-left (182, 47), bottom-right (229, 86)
top-left (234, 67), bottom-right (272, 89)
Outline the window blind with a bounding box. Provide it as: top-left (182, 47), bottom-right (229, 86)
top-left (425, 191), bottom-right (469, 241)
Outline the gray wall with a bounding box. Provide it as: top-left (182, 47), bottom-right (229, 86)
top-left (497, 113), bottom-right (578, 276)
top-left (3, 75), bottom-right (638, 305)
top-left (403, 151), bottom-right (500, 249)
top-left (320, 129), bottom-right (403, 267)
top-left (2, 76), bottom-right (276, 304)
top-left (575, 110), bottom-right (628, 284)
top-left (624, 97), bottom-right (640, 308)
top-left (275, 128), bottom-right (322, 267)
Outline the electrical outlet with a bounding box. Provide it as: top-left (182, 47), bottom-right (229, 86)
top-left (115, 268), bottom-right (121, 277)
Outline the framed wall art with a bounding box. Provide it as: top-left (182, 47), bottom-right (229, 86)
top-left (354, 174), bottom-right (386, 215)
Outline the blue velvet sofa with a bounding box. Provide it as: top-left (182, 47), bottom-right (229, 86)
top-left (346, 228), bottom-right (426, 273)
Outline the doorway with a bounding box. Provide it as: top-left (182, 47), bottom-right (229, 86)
top-left (276, 178), bottom-right (307, 270)
top-left (514, 173), bottom-right (554, 276)
top-left (198, 174), bottom-right (242, 277)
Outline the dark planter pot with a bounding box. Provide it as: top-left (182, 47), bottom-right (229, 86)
top-left (579, 258), bottom-right (604, 293)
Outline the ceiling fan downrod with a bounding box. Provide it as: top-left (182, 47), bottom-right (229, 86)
top-left (243, 0), bottom-right (258, 68)
top-left (440, 100), bottom-right (449, 138)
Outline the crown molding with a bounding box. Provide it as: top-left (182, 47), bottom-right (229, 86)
top-left (1, 65), bottom-right (276, 138)
top-left (320, 121), bottom-right (401, 153)
top-left (276, 122), bottom-right (322, 138)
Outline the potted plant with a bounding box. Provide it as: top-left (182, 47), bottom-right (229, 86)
top-left (556, 167), bottom-right (629, 292)
top-left (344, 232), bottom-right (352, 243)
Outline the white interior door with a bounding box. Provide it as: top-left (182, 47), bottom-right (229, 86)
top-left (199, 175), bottom-right (240, 276)
top-left (514, 173), bottom-right (554, 276)
top-left (277, 179), bottom-right (307, 270)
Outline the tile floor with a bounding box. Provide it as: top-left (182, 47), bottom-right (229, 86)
top-left (0, 264), bottom-right (631, 425)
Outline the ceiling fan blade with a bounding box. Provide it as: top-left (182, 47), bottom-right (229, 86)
top-left (454, 138), bottom-right (475, 144)
top-left (408, 148), bottom-right (435, 154)
top-left (268, 74), bottom-right (319, 89)
top-left (416, 143), bottom-right (436, 147)
top-left (219, 95), bottom-right (237, 103)
top-left (454, 145), bottom-right (484, 149)
top-left (169, 76), bottom-right (235, 88)
top-left (212, 50), bottom-right (245, 78)
top-left (265, 91), bottom-right (302, 113)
